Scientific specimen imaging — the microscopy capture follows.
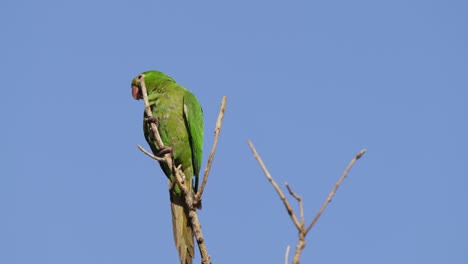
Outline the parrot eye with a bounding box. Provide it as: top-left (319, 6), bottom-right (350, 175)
top-left (138, 74), bottom-right (143, 80)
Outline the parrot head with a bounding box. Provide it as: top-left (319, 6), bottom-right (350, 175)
top-left (131, 70), bottom-right (176, 100)
top-left (131, 74), bottom-right (144, 100)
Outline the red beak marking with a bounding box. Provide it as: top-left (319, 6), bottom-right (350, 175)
top-left (132, 86), bottom-right (142, 100)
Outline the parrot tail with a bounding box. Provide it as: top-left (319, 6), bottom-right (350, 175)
top-left (170, 191), bottom-right (194, 264)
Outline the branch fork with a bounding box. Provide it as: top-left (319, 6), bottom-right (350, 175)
top-left (249, 140), bottom-right (366, 264)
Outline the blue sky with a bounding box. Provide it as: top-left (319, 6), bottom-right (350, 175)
top-left (2, 0), bottom-right (467, 263)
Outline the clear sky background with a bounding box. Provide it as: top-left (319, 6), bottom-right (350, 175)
top-left (2, 1), bottom-right (467, 263)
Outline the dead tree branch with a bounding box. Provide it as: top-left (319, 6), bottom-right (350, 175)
top-left (305, 149), bottom-right (366, 234)
top-left (194, 96), bottom-right (227, 206)
top-left (248, 140), bottom-right (366, 264)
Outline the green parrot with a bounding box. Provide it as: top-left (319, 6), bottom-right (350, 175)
top-left (131, 70), bottom-right (203, 264)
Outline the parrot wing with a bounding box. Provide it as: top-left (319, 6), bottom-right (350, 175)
top-left (183, 91), bottom-right (204, 192)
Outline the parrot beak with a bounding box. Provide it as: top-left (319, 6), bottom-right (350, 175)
top-left (132, 85), bottom-right (143, 100)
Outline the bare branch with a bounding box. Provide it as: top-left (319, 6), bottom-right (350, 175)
top-left (292, 234), bottom-right (306, 264)
top-left (249, 138), bottom-right (366, 264)
top-left (305, 149), bottom-right (367, 233)
top-left (285, 245), bottom-right (291, 264)
top-left (285, 183), bottom-right (301, 201)
top-left (247, 140), bottom-right (302, 230)
top-left (189, 210), bottom-right (209, 261)
top-left (285, 182), bottom-right (304, 226)
top-left (194, 96), bottom-right (227, 205)
top-left (137, 145), bottom-right (165, 162)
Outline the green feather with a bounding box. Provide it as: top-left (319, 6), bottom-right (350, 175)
top-left (183, 91), bottom-right (204, 192)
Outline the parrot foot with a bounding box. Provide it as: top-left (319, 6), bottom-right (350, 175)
top-left (156, 146), bottom-right (172, 157)
top-left (145, 116), bottom-right (159, 126)
top-left (195, 199), bottom-right (203, 210)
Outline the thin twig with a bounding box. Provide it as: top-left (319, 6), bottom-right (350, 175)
top-left (137, 145), bottom-right (165, 162)
top-left (285, 245), bottom-right (291, 264)
top-left (285, 183), bottom-right (301, 201)
top-left (194, 96), bottom-right (227, 204)
top-left (285, 183), bottom-right (304, 226)
top-left (305, 149), bottom-right (366, 233)
top-left (247, 140), bottom-right (302, 230)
